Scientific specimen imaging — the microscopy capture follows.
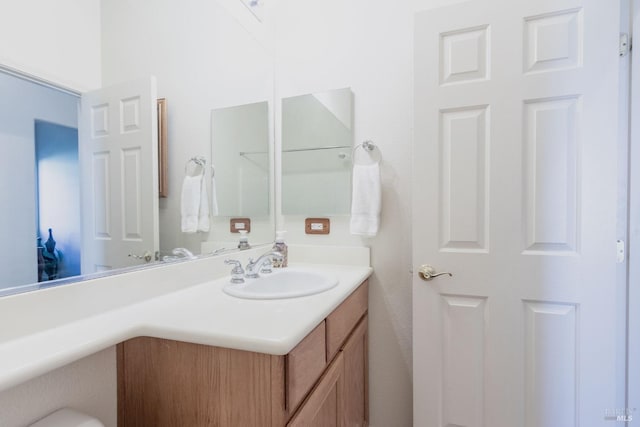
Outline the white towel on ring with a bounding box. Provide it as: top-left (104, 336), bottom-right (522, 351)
top-left (197, 173), bottom-right (210, 232)
top-left (350, 163), bottom-right (381, 237)
top-left (181, 172), bottom-right (210, 233)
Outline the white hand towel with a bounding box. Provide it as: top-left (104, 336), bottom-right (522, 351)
top-left (197, 174), bottom-right (210, 233)
top-left (181, 173), bottom-right (210, 233)
top-left (181, 175), bottom-right (201, 233)
top-left (350, 163), bottom-right (381, 237)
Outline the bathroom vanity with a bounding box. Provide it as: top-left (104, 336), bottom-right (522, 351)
top-left (0, 246), bottom-right (371, 427)
top-left (117, 280), bottom-right (368, 426)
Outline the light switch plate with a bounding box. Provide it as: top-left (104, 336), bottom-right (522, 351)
top-left (230, 218), bottom-right (251, 233)
top-left (305, 218), bottom-right (330, 235)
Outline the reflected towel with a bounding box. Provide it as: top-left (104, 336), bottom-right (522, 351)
top-left (350, 163), bottom-right (381, 237)
top-left (198, 173), bottom-right (210, 232)
top-left (181, 173), bottom-right (210, 233)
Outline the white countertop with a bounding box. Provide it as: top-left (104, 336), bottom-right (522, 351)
top-left (0, 245), bottom-right (371, 393)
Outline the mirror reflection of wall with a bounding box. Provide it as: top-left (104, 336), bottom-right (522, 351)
top-left (35, 120), bottom-right (81, 282)
top-left (100, 0), bottom-right (276, 255)
top-left (0, 71), bottom-right (79, 292)
top-left (281, 88), bottom-right (353, 215)
top-left (0, 0), bottom-right (275, 296)
top-left (212, 101), bottom-right (270, 217)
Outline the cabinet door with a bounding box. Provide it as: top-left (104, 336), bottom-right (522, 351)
top-left (287, 353), bottom-right (344, 427)
top-left (342, 316), bottom-right (368, 427)
top-left (118, 337), bottom-right (274, 427)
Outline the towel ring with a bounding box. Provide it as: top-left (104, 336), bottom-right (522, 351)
top-left (185, 156), bottom-right (215, 176)
top-left (352, 140), bottom-right (381, 165)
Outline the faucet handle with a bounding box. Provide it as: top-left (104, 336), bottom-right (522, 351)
top-left (260, 259), bottom-right (273, 274)
top-left (245, 257), bottom-right (257, 269)
top-left (224, 259), bottom-right (245, 284)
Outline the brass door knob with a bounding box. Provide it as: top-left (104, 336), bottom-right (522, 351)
top-left (418, 265), bottom-right (452, 281)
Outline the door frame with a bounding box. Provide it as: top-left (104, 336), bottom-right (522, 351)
top-left (627, 0), bottom-right (640, 419)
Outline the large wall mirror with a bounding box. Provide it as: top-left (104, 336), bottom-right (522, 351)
top-left (0, 0), bottom-right (275, 296)
top-left (281, 88), bottom-right (353, 215)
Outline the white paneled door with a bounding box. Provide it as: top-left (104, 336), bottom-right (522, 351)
top-left (413, 0), bottom-right (623, 426)
top-left (79, 77), bottom-right (159, 273)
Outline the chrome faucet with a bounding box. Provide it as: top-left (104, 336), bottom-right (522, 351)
top-left (225, 259), bottom-right (245, 284)
top-left (162, 247), bottom-right (196, 262)
top-left (172, 247), bottom-right (196, 259)
top-left (245, 251), bottom-right (283, 278)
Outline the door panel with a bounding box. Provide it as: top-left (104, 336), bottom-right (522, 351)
top-left (523, 301), bottom-right (578, 427)
top-left (413, 1), bottom-right (621, 426)
top-left (439, 105), bottom-right (490, 252)
top-left (523, 96), bottom-right (579, 254)
top-left (79, 77), bottom-right (159, 273)
top-left (441, 295), bottom-right (486, 427)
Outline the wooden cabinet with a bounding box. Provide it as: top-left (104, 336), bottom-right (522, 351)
top-left (117, 280), bottom-right (368, 427)
top-left (340, 316), bottom-right (368, 427)
top-left (287, 315), bottom-right (368, 427)
top-left (117, 338), bottom-right (275, 426)
top-left (287, 353), bottom-right (344, 427)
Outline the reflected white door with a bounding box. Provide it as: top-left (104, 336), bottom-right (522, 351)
top-left (413, 1), bottom-right (623, 426)
top-left (79, 77), bottom-right (159, 273)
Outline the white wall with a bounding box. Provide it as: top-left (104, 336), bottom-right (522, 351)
top-left (0, 347), bottom-right (116, 427)
top-left (100, 0), bottom-right (276, 254)
top-left (274, 1), bottom-right (415, 425)
top-left (0, 0), bottom-right (102, 91)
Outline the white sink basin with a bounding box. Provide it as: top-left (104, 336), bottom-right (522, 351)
top-left (223, 268), bottom-right (338, 299)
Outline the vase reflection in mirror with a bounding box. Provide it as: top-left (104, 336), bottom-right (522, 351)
top-left (38, 228), bottom-right (59, 282)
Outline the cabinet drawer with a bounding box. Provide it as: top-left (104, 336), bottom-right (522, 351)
top-left (287, 321), bottom-right (327, 412)
top-left (326, 280), bottom-right (368, 361)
